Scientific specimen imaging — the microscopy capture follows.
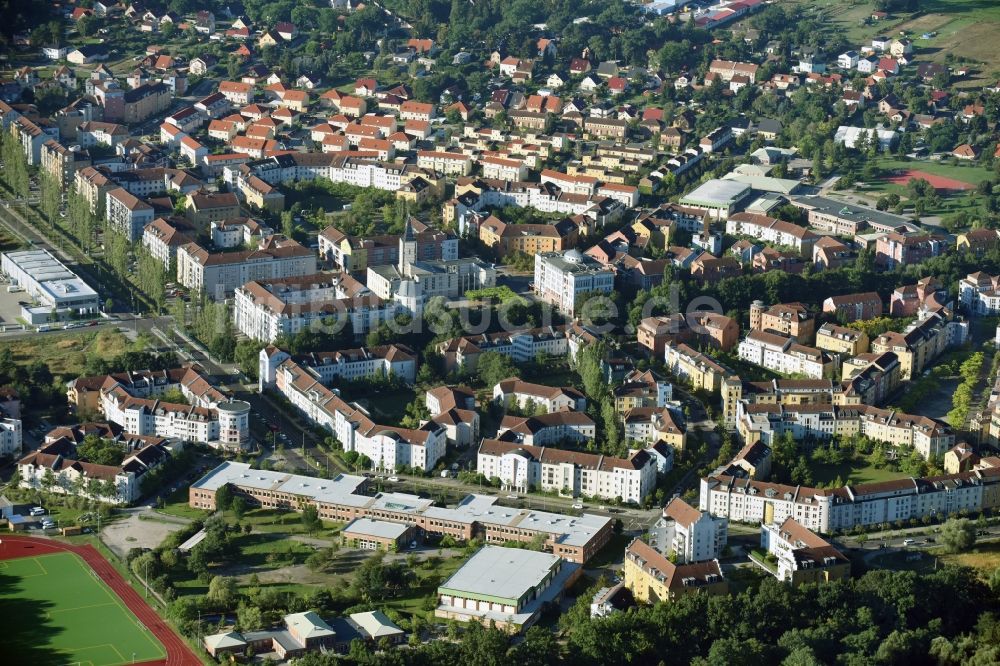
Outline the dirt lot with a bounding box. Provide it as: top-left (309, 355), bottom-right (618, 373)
top-left (101, 508), bottom-right (189, 558)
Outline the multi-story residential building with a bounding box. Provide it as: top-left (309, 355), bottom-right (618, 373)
top-left (477, 439), bottom-right (656, 503)
top-left (416, 150), bottom-right (471, 176)
top-left (613, 369), bottom-right (673, 414)
top-left (870, 311), bottom-right (954, 380)
top-left (623, 539), bottom-right (728, 604)
top-left (105, 187), bottom-right (155, 241)
top-left (17, 433), bottom-right (170, 504)
top-left (479, 216), bottom-right (578, 258)
top-left (259, 344), bottom-right (416, 390)
top-left (663, 342), bottom-right (734, 393)
top-left (66, 366), bottom-right (221, 415)
top-left (737, 331), bottom-right (834, 379)
top-left (190, 462), bottom-right (613, 564)
top-left (654, 498), bottom-right (728, 564)
top-left (269, 357), bottom-right (444, 471)
top-left (185, 191), bottom-right (241, 227)
top-left (74, 166), bottom-right (114, 215)
top-left (890, 277), bottom-right (948, 317)
top-left (622, 407), bottom-right (687, 450)
top-left (959, 272), bottom-right (1000, 315)
top-left (822, 292), bottom-right (883, 323)
top-left (726, 213), bottom-right (818, 257)
top-left (721, 377), bottom-right (865, 429)
top-left (736, 401), bottom-right (954, 459)
top-left (708, 59), bottom-right (759, 83)
top-left (533, 250), bottom-right (614, 317)
top-left (176, 235), bottom-right (317, 300)
top-left (759, 518), bottom-right (850, 585)
top-left (496, 410), bottom-right (597, 446)
top-left (875, 231), bottom-right (946, 269)
top-left (142, 217), bottom-right (193, 268)
top-left (749, 301), bottom-right (815, 343)
top-left (492, 379), bottom-right (586, 413)
top-left (234, 274), bottom-right (399, 342)
top-left (40, 140), bottom-right (91, 187)
top-left (638, 313), bottom-right (739, 356)
top-left (700, 464), bottom-right (1000, 534)
top-left (841, 352), bottom-right (902, 405)
top-left (815, 322), bottom-right (869, 356)
top-left (12, 116), bottom-right (58, 165)
top-left (437, 323), bottom-right (597, 374)
top-left (101, 385), bottom-right (249, 449)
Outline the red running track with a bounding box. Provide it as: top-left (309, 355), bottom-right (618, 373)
top-left (0, 535), bottom-right (201, 666)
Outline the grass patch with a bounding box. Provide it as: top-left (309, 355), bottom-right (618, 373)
top-left (0, 551), bottom-right (167, 665)
top-left (811, 459), bottom-right (910, 486)
top-left (869, 549), bottom-right (938, 573)
top-left (356, 388), bottom-right (417, 422)
top-left (940, 541), bottom-right (1000, 572)
top-left (5, 328), bottom-right (131, 377)
top-left (156, 487), bottom-right (207, 521)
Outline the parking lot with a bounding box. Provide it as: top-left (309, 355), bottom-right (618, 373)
top-left (0, 282), bottom-right (28, 329)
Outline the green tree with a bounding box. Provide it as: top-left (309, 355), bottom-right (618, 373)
top-left (301, 504), bottom-right (321, 533)
top-left (939, 518), bottom-right (976, 554)
top-left (475, 350), bottom-right (520, 387)
top-left (206, 575), bottom-right (239, 608)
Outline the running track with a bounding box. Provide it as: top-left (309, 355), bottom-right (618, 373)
top-left (0, 535), bottom-right (201, 666)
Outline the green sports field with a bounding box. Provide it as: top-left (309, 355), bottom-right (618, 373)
top-left (0, 552), bottom-right (166, 665)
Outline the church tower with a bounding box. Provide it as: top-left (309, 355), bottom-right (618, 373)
top-left (399, 217), bottom-right (417, 275)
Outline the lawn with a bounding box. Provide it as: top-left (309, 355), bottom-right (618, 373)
top-left (811, 459), bottom-right (909, 486)
top-left (790, 0), bottom-right (1000, 76)
top-left (0, 551), bottom-right (166, 665)
top-left (356, 388), bottom-right (417, 423)
top-left (941, 541), bottom-right (1000, 573)
top-left (5, 328), bottom-right (131, 377)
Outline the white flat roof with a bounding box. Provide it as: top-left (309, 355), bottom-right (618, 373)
top-left (192, 464), bottom-right (611, 548)
top-left (343, 517), bottom-right (410, 539)
top-left (439, 545), bottom-right (561, 600)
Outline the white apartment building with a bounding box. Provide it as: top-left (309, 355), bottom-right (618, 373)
top-left (654, 497), bottom-right (728, 564)
top-left (271, 357), bottom-right (445, 471)
top-left (100, 386), bottom-right (250, 448)
top-left (737, 402), bottom-right (954, 460)
top-left (260, 345), bottom-right (417, 390)
top-left (480, 156), bottom-right (529, 182)
top-left (106, 187), bottom-right (155, 241)
top-left (533, 250), bottom-right (614, 317)
top-left (492, 379), bottom-right (586, 412)
top-left (737, 330), bottom-right (831, 379)
top-left (477, 439), bottom-right (657, 503)
top-left (497, 411), bottom-right (597, 446)
top-left (18, 437), bottom-right (169, 505)
top-left (176, 235), bottom-right (317, 300)
top-left (234, 276), bottom-right (400, 343)
top-left (726, 213), bottom-right (818, 256)
top-left (0, 417), bottom-right (22, 457)
top-left (760, 518), bottom-right (849, 583)
top-left (959, 272), bottom-right (1000, 315)
top-left (699, 467), bottom-right (998, 534)
top-left (416, 151), bottom-right (472, 176)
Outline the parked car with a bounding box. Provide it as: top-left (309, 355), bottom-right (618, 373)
top-left (571, 503), bottom-right (584, 510)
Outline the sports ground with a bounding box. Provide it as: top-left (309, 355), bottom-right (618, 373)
top-left (0, 536), bottom-right (201, 665)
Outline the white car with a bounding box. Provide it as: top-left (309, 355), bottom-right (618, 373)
top-left (506, 494), bottom-right (519, 500)
top-left (571, 503), bottom-right (584, 510)
top-left (387, 476), bottom-right (399, 482)
top-left (902, 538), bottom-right (915, 546)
